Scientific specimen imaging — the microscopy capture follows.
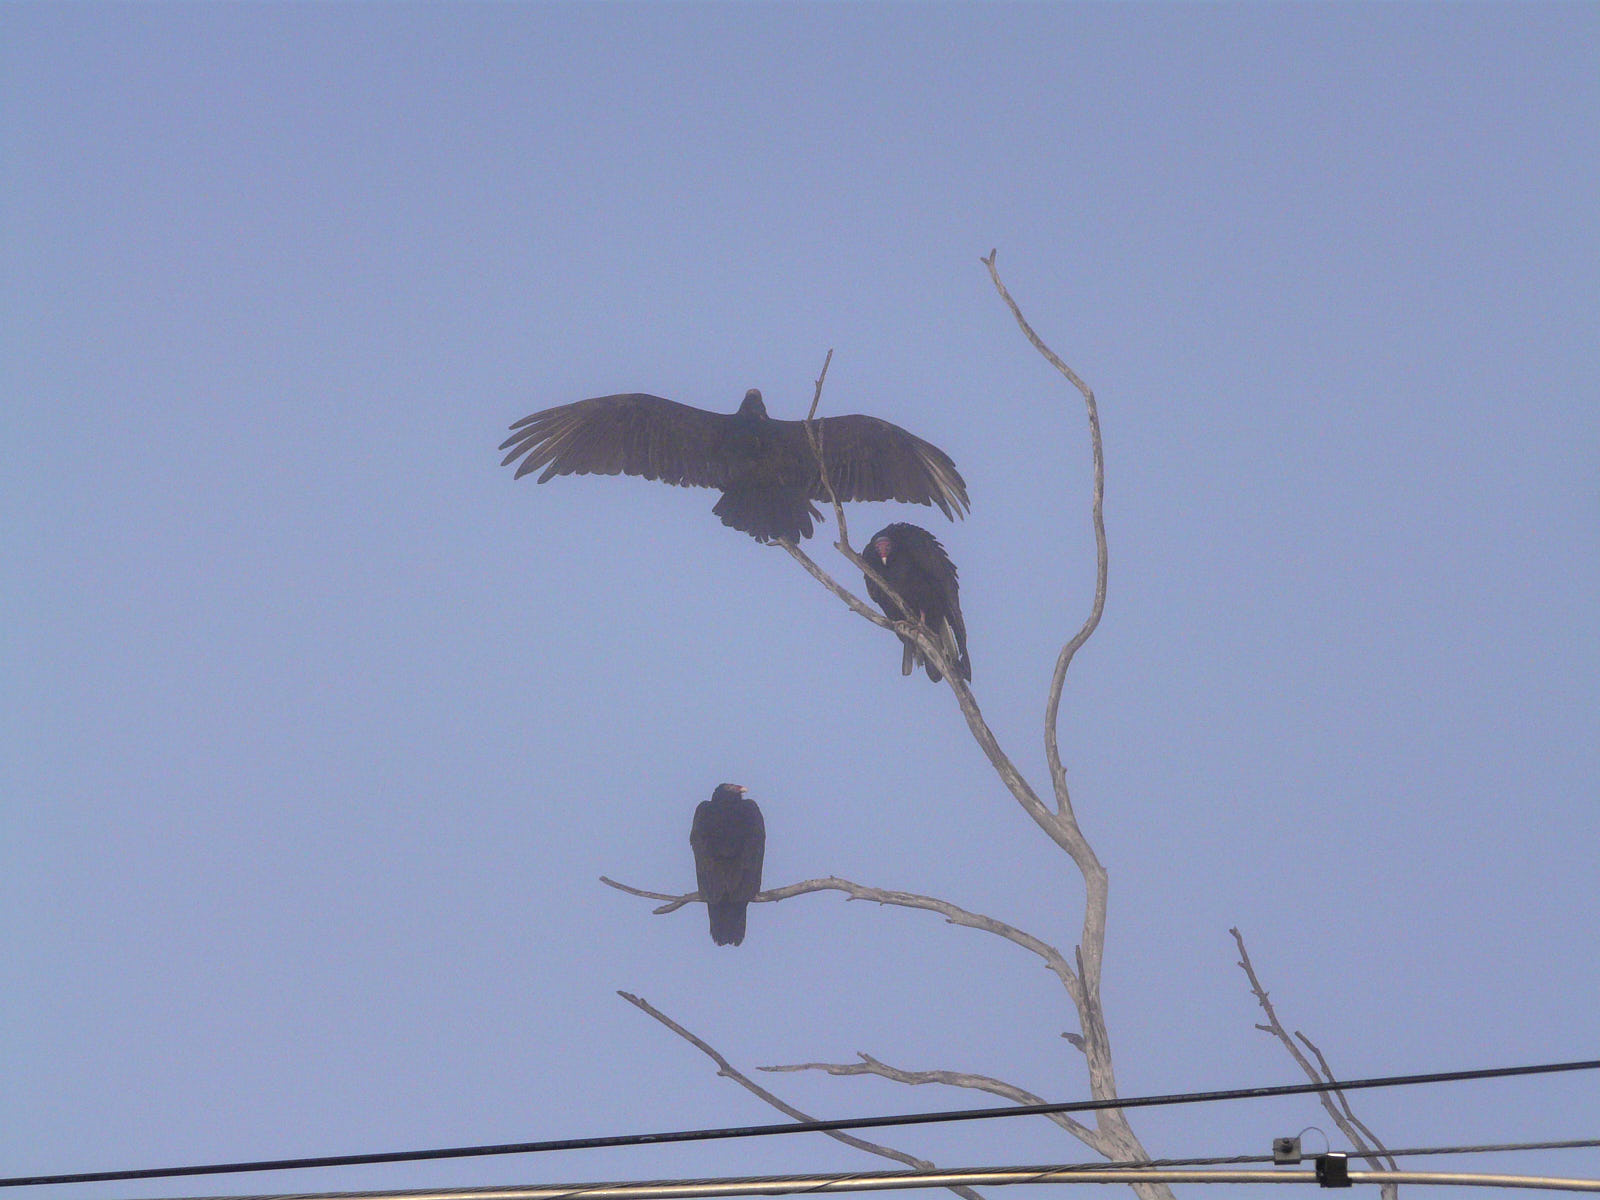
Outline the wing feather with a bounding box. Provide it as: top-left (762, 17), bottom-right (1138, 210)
top-left (501, 393), bottom-right (737, 490)
top-left (801, 414), bottom-right (969, 517)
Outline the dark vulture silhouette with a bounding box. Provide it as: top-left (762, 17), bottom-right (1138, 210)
top-left (500, 389), bottom-right (968, 543)
top-left (863, 522), bottom-right (971, 683)
top-left (689, 783), bottom-right (766, 946)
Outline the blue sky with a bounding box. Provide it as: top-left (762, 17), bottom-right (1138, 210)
top-left (3, 4), bottom-right (1597, 1199)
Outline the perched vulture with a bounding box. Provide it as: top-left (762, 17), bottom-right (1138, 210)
top-left (499, 389), bottom-right (968, 543)
top-left (689, 783), bottom-right (766, 947)
top-left (863, 522), bottom-right (971, 683)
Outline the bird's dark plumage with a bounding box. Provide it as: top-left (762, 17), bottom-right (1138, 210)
top-left (863, 523), bottom-right (971, 683)
top-left (500, 389), bottom-right (968, 543)
top-left (690, 783), bottom-right (766, 946)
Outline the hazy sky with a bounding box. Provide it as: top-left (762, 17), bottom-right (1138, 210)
top-left (4, 5), bottom-right (1597, 1200)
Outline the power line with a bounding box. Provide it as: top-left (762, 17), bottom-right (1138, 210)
top-left (104, 1159), bottom-right (1600, 1200)
top-left (1031, 1138), bottom-right (1600, 1169)
top-left (1381, 1139), bottom-right (1600, 1161)
top-left (5, 1056), bottom-right (1596, 1189)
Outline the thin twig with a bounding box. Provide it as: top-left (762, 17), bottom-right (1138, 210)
top-left (760, 1053), bottom-right (1102, 1152)
top-left (599, 876), bottom-right (699, 914)
top-left (617, 992), bottom-right (987, 1200)
top-left (802, 348), bottom-right (848, 549)
top-left (1230, 928), bottom-right (1400, 1199)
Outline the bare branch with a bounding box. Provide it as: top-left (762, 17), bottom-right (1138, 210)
top-left (602, 873), bottom-right (1082, 1000)
top-left (779, 540), bottom-right (895, 630)
top-left (801, 348), bottom-right (853, 552)
top-left (598, 876), bottom-right (696, 914)
top-left (777, 542), bottom-right (1072, 856)
top-left (980, 249), bottom-right (1107, 836)
top-left (1230, 928), bottom-right (1400, 1199)
top-left (761, 1052), bottom-right (1104, 1153)
top-left (795, 355), bottom-right (962, 687)
top-left (617, 991), bottom-right (988, 1200)
top-left (783, 334), bottom-right (1083, 868)
top-left (804, 349), bottom-right (835, 424)
top-left (1296, 1031), bottom-right (1400, 1171)
top-left (980, 249), bottom-right (1106, 806)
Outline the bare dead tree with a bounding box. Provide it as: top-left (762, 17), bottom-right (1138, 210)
top-left (602, 258), bottom-right (1404, 1200)
top-left (605, 253), bottom-right (1182, 1200)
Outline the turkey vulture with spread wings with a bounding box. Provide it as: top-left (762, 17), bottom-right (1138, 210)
top-left (690, 783), bottom-right (765, 947)
top-left (500, 389), bottom-right (968, 543)
top-left (863, 522), bottom-right (971, 683)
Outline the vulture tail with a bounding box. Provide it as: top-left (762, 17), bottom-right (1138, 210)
top-left (707, 901), bottom-right (748, 946)
top-left (713, 488), bottom-right (822, 544)
top-left (903, 620), bottom-right (970, 683)
top-left (943, 620), bottom-right (972, 683)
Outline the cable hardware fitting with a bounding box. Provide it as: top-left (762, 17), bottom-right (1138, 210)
top-left (1315, 1153), bottom-right (1351, 1188)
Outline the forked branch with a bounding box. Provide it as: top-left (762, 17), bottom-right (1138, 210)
top-left (796, 351), bottom-right (962, 687)
top-left (1231, 927), bottom-right (1399, 1199)
top-left (786, 256), bottom-right (1114, 994)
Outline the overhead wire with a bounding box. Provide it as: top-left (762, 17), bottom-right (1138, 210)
top-left (4, 1056), bottom-right (1596, 1189)
top-left (1361, 1139), bottom-right (1600, 1161)
top-left (88, 1158), bottom-right (1600, 1200)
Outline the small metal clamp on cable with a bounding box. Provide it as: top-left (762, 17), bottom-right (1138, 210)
top-left (1315, 1152), bottom-right (1352, 1188)
top-left (1273, 1127), bottom-right (1328, 1167)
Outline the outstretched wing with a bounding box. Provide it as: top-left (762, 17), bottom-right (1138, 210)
top-left (500, 393), bottom-right (738, 490)
top-left (804, 415), bottom-right (969, 519)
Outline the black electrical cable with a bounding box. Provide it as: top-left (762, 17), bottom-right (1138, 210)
top-left (1378, 1137), bottom-right (1600, 1160)
top-left (4, 1056), bottom-right (1596, 1189)
top-left (1010, 1138), bottom-right (1600, 1172)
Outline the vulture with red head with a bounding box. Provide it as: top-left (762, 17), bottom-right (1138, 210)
top-left (500, 389), bottom-right (968, 543)
top-left (863, 522), bottom-right (971, 683)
